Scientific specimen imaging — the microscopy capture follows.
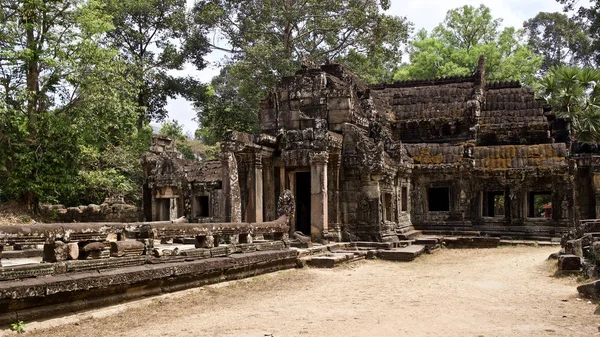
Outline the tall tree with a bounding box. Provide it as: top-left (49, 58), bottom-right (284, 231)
top-left (192, 0), bottom-right (412, 143)
top-left (100, 0), bottom-right (211, 130)
top-left (0, 0), bottom-right (142, 207)
top-left (557, 0), bottom-right (600, 65)
top-left (524, 12), bottom-right (593, 71)
top-left (395, 5), bottom-right (542, 85)
top-left (536, 66), bottom-right (600, 143)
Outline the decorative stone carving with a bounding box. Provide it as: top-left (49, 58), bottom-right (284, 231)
top-left (277, 189), bottom-right (296, 219)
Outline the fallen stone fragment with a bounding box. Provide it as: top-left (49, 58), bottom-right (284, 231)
top-left (558, 255), bottom-right (581, 271)
top-left (110, 240), bottom-right (145, 257)
top-left (43, 241), bottom-right (68, 262)
top-left (577, 280), bottom-right (600, 299)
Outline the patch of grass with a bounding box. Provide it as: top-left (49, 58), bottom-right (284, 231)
top-left (10, 319), bottom-right (26, 334)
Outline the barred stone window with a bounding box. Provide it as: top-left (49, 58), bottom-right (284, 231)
top-left (483, 191), bottom-right (505, 217)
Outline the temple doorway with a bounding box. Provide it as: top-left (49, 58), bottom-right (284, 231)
top-left (295, 171), bottom-right (311, 235)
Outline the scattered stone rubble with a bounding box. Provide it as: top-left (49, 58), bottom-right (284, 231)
top-left (556, 219), bottom-right (600, 298)
top-left (39, 197), bottom-right (141, 223)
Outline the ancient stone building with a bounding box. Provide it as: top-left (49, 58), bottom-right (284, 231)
top-left (143, 57), bottom-right (600, 242)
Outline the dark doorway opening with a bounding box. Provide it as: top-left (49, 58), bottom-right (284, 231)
top-left (143, 183), bottom-right (152, 221)
top-left (295, 172), bottom-right (311, 236)
top-left (194, 196), bottom-right (210, 217)
top-left (157, 198), bottom-right (170, 221)
top-left (428, 187), bottom-right (450, 212)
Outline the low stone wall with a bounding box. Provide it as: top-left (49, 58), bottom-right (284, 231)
top-left (40, 203), bottom-right (142, 223)
top-left (0, 250), bottom-right (298, 325)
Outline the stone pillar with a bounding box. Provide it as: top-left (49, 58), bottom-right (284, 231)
top-left (310, 152), bottom-right (328, 241)
top-left (593, 173), bottom-right (600, 219)
top-left (253, 153), bottom-right (264, 223)
top-left (288, 171), bottom-right (296, 234)
top-left (328, 154), bottom-right (341, 224)
top-left (263, 157), bottom-right (276, 221)
top-left (221, 151), bottom-right (242, 222)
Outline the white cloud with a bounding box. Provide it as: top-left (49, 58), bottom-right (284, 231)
top-left (166, 0), bottom-right (581, 134)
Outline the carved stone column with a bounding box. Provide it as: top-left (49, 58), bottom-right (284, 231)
top-left (221, 151), bottom-right (242, 222)
top-left (329, 154), bottom-right (341, 224)
top-left (263, 157), bottom-right (276, 221)
top-left (310, 152), bottom-right (328, 241)
top-left (253, 153), bottom-right (264, 222)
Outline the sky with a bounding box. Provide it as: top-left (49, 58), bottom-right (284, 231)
top-left (162, 0), bottom-right (573, 135)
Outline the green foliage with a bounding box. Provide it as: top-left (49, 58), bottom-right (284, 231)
top-left (192, 0), bottom-right (412, 143)
top-left (536, 66), bottom-right (600, 143)
top-left (524, 12), bottom-right (593, 71)
top-left (395, 5), bottom-right (542, 85)
top-left (100, 0), bottom-right (210, 129)
top-left (10, 319), bottom-right (25, 334)
top-left (160, 120), bottom-right (197, 160)
top-left (557, 0), bottom-right (600, 66)
top-left (0, 0), bottom-right (151, 207)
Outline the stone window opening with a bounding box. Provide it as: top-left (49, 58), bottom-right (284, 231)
top-left (428, 187), bottom-right (450, 212)
top-left (483, 191), bottom-right (505, 217)
top-left (383, 193), bottom-right (393, 221)
top-left (528, 192), bottom-right (552, 218)
top-left (194, 196), bottom-right (210, 217)
top-left (401, 186), bottom-right (408, 212)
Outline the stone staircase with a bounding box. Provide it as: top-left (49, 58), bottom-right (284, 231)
top-left (294, 234), bottom-right (444, 268)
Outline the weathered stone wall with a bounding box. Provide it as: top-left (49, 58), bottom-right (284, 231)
top-left (40, 202), bottom-right (142, 223)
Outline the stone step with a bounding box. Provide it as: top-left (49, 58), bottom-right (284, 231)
top-left (443, 237), bottom-right (500, 248)
top-left (420, 230), bottom-right (481, 237)
top-left (349, 242), bottom-right (395, 250)
top-left (376, 245), bottom-right (426, 262)
top-left (306, 252), bottom-right (364, 268)
top-left (397, 230), bottom-right (421, 240)
top-left (499, 240), bottom-right (560, 247)
top-left (413, 237), bottom-right (441, 253)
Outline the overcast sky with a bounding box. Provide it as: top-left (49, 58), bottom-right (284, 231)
top-left (163, 0), bottom-right (572, 135)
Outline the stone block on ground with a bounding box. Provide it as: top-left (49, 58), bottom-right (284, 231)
top-left (110, 240), bottom-right (145, 257)
top-left (377, 245), bottom-right (425, 262)
top-left (67, 243), bottom-right (79, 260)
top-left (43, 241), bottom-right (68, 263)
top-left (577, 280), bottom-right (600, 299)
top-left (558, 254), bottom-right (581, 271)
top-left (564, 239), bottom-right (583, 257)
top-left (307, 252), bottom-right (356, 268)
top-left (79, 242), bottom-right (110, 260)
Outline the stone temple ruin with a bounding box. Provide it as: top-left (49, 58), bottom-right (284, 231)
top-left (142, 56), bottom-right (598, 243)
top-left (3, 56), bottom-right (600, 322)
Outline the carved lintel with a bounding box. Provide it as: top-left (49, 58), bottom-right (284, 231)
top-left (309, 151), bottom-right (329, 165)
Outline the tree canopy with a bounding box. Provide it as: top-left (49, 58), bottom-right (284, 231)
top-left (192, 0), bottom-right (412, 143)
top-left (100, 0), bottom-right (211, 130)
top-left (524, 12), bottom-right (593, 71)
top-left (394, 5), bottom-right (542, 85)
top-left (536, 66), bottom-right (600, 143)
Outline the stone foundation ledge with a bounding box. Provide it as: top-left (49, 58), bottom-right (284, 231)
top-left (0, 250), bottom-right (298, 325)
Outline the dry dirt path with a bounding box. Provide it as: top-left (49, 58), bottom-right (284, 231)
top-left (9, 246), bottom-right (600, 337)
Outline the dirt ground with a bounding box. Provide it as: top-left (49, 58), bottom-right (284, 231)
top-left (7, 246), bottom-right (600, 337)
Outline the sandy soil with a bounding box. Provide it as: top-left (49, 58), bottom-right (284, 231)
top-left (7, 246), bottom-right (600, 337)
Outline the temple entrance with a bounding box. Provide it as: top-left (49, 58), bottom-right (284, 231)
top-left (295, 171), bottom-right (311, 235)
